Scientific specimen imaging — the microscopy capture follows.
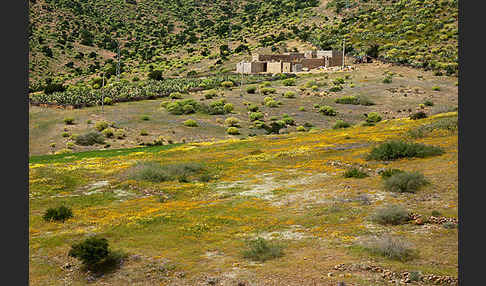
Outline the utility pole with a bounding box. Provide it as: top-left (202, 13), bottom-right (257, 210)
top-left (342, 38), bottom-right (346, 69)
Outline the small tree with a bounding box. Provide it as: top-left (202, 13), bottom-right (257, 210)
top-left (69, 237), bottom-right (109, 268)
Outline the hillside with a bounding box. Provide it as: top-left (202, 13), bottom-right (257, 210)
top-left (28, 0), bottom-right (457, 94)
top-left (29, 112), bottom-right (458, 285)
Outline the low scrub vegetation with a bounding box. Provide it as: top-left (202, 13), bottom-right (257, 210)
top-left (357, 235), bottom-right (415, 261)
top-left (367, 140), bottom-right (444, 161)
top-left (43, 205), bottom-right (73, 222)
top-left (335, 95), bottom-right (374, 106)
top-left (384, 171), bottom-right (428, 193)
top-left (370, 205), bottom-right (410, 225)
top-left (318, 105), bottom-right (337, 116)
top-left (343, 167), bottom-right (369, 178)
top-left (226, 127), bottom-right (240, 135)
top-left (407, 117), bottom-right (458, 138)
top-left (410, 111), bottom-right (428, 120)
top-left (69, 237), bottom-right (125, 273)
top-left (183, 119), bottom-right (198, 127)
top-left (333, 120), bottom-right (351, 129)
top-left (128, 161), bottom-right (205, 183)
top-left (75, 132), bottom-right (105, 146)
top-left (242, 237), bottom-right (284, 262)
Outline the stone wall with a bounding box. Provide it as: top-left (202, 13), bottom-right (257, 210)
top-left (267, 61), bottom-right (283, 73)
top-left (301, 58), bottom-right (326, 69)
top-left (253, 53), bottom-right (305, 63)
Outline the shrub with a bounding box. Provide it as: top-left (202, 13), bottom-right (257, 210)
top-left (221, 81), bottom-right (234, 88)
top-left (424, 100), bottom-right (434, 106)
top-left (148, 70), bottom-right (163, 81)
top-left (43, 206), bottom-right (73, 222)
top-left (332, 77), bottom-right (345, 85)
top-left (296, 126), bottom-right (306, 132)
top-left (75, 132), bottom-right (105, 146)
top-left (367, 140), bottom-right (444, 161)
top-left (443, 222), bottom-right (457, 229)
top-left (384, 171), bottom-right (429, 193)
top-left (225, 117), bottom-right (240, 127)
top-left (283, 91), bottom-right (296, 98)
top-left (166, 99), bottom-right (199, 115)
top-left (114, 130), bottom-right (126, 139)
top-left (410, 111), bottom-right (427, 120)
top-left (380, 168), bottom-right (405, 179)
top-left (370, 205), bottom-right (410, 225)
top-left (204, 89), bottom-right (218, 99)
top-left (383, 76), bottom-right (393, 84)
top-left (128, 161), bottom-right (204, 182)
top-left (432, 86), bottom-right (441, 91)
top-left (246, 86), bottom-right (257, 94)
top-left (299, 106), bottom-right (306, 111)
top-left (329, 85), bottom-right (343, 92)
top-left (335, 96), bottom-right (359, 105)
top-left (431, 210), bottom-right (442, 217)
top-left (102, 128), bottom-right (115, 138)
top-left (62, 132), bottom-right (70, 138)
top-left (266, 120), bottom-right (286, 134)
top-left (282, 116), bottom-right (295, 125)
top-left (358, 235), bottom-right (415, 261)
top-left (140, 130), bottom-right (148, 136)
top-left (103, 97), bottom-right (113, 105)
top-left (319, 105), bottom-right (337, 116)
top-left (64, 117), bottom-right (75, 125)
top-left (141, 115), bottom-right (150, 121)
top-left (265, 99), bottom-right (279, 108)
top-left (333, 120), bottom-right (351, 129)
top-left (66, 142), bottom-right (75, 149)
top-left (259, 81), bottom-right (271, 88)
top-left (343, 167), bottom-right (369, 178)
top-left (247, 104), bottom-right (259, 112)
top-left (223, 103), bottom-right (234, 113)
top-left (169, 92), bottom-right (183, 99)
top-left (282, 78), bottom-right (296, 86)
top-left (44, 83), bottom-right (66, 94)
top-left (227, 127), bottom-right (240, 135)
top-left (183, 119), bottom-right (198, 127)
top-left (249, 112), bottom-right (264, 121)
top-left (95, 121), bottom-right (109, 131)
top-left (366, 112), bottom-right (382, 123)
top-left (242, 237), bottom-right (284, 262)
top-left (68, 237), bottom-right (124, 272)
top-left (260, 87), bottom-right (276, 95)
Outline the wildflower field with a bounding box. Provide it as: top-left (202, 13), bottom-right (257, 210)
top-left (29, 112), bottom-right (458, 285)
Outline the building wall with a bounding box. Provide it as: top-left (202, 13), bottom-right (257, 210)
top-left (251, 62), bottom-right (266, 73)
top-left (292, 64), bottom-right (302, 72)
top-left (328, 54), bottom-right (343, 67)
top-left (282, 62), bottom-right (292, 73)
top-left (267, 61), bottom-right (283, 73)
top-left (301, 58), bottom-right (326, 69)
top-left (316, 50), bottom-right (333, 58)
top-left (253, 53), bottom-right (305, 63)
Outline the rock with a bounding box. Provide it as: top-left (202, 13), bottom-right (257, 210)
top-left (328, 272), bottom-right (334, 277)
top-left (414, 218), bottom-right (424, 225)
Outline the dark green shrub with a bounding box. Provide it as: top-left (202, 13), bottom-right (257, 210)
top-left (183, 119), bottom-right (198, 127)
top-left (246, 86), bottom-right (257, 94)
top-left (431, 210), bottom-right (441, 217)
top-left (148, 70), bottom-right (163, 81)
top-left (95, 121), bottom-right (109, 131)
top-left (380, 169), bottom-right (405, 179)
top-left (319, 105), bottom-right (337, 116)
top-left (64, 117), bottom-right (75, 125)
top-left (333, 120), bottom-right (350, 129)
top-left (242, 237), bottom-right (284, 262)
top-left (384, 171), bottom-right (428, 193)
top-left (383, 76), bottom-right (393, 84)
top-left (367, 140), bottom-right (444, 161)
top-left (370, 205), bottom-right (410, 225)
top-left (141, 115), bottom-right (150, 121)
top-left (102, 128), bottom-right (115, 138)
top-left (169, 92), bottom-right (183, 99)
top-left (227, 127), bottom-right (240, 135)
top-left (282, 115), bottom-right (295, 126)
top-left (247, 104), bottom-right (259, 112)
top-left (282, 78), bottom-right (296, 86)
top-left (260, 87), bottom-right (276, 95)
top-left (75, 132), bottom-right (105, 146)
top-left (69, 237), bottom-right (109, 268)
top-left (140, 130), bottom-right (148, 136)
top-left (410, 111), bottom-right (427, 120)
top-left (44, 83), bottom-right (66, 94)
top-left (343, 167), bottom-right (369, 178)
top-left (204, 89), bottom-right (218, 99)
top-left (43, 206), bottom-right (73, 222)
top-left (424, 100), bottom-right (434, 106)
top-left (329, 85), bottom-right (343, 92)
top-left (249, 112), bottom-right (264, 121)
top-left (366, 112), bottom-right (382, 123)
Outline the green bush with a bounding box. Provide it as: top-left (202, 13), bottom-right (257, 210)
top-left (221, 81), bottom-right (234, 88)
top-left (432, 86), bottom-right (441, 91)
top-left (64, 117), bottom-right (75, 125)
top-left (367, 140), bottom-right (444, 161)
top-left (169, 92), bottom-right (183, 99)
top-left (141, 115), bottom-right (150, 121)
top-left (343, 167), bottom-right (369, 178)
top-left (265, 99), bottom-right (279, 108)
top-left (225, 117), bottom-right (240, 127)
top-left (298, 107), bottom-right (306, 111)
top-left (242, 237), bottom-right (284, 262)
top-left (223, 103), bottom-right (234, 113)
top-left (332, 77), bottom-right (345, 85)
top-left (431, 210), bottom-right (441, 217)
top-left (103, 97), bottom-right (113, 105)
top-left (166, 99), bottom-right (199, 115)
top-left (204, 89), bottom-right (218, 99)
top-left (383, 76), bottom-right (393, 84)
top-left (183, 119), bottom-right (198, 127)
top-left (246, 86), bottom-right (257, 94)
top-left (366, 112), bottom-right (382, 123)
top-left (282, 78), bottom-right (296, 86)
top-left (282, 115), bottom-right (295, 125)
top-left (260, 87), bottom-right (276, 95)
top-left (380, 168), bottom-right (405, 179)
top-left (249, 112), bottom-right (264, 121)
top-left (296, 126), bottom-right (306, 132)
top-left (102, 128), bottom-right (115, 138)
top-left (318, 105), bottom-right (337, 116)
top-left (283, 91), bottom-right (296, 98)
top-left (114, 130), bottom-right (126, 139)
top-left (69, 237), bottom-right (109, 268)
top-left (226, 127), bottom-right (240, 135)
top-left (410, 111), bottom-right (427, 120)
top-left (128, 161), bottom-right (204, 182)
top-left (95, 121), bottom-right (109, 131)
top-left (247, 104), bottom-right (259, 112)
top-left (259, 81), bottom-right (272, 88)
top-left (335, 96), bottom-right (359, 104)
top-left (333, 120), bottom-right (351, 129)
top-left (140, 130), bottom-right (148, 136)
top-left (43, 206), bottom-right (73, 222)
top-left (62, 132), bottom-right (70, 138)
top-left (424, 100), bottom-right (434, 106)
top-left (370, 205), bottom-right (410, 225)
top-left (75, 132), bottom-right (105, 146)
top-left (384, 171), bottom-right (429, 193)
top-left (329, 85), bottom-right (343, 92)
top-left (148, 70), bottom-right (163, 81)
